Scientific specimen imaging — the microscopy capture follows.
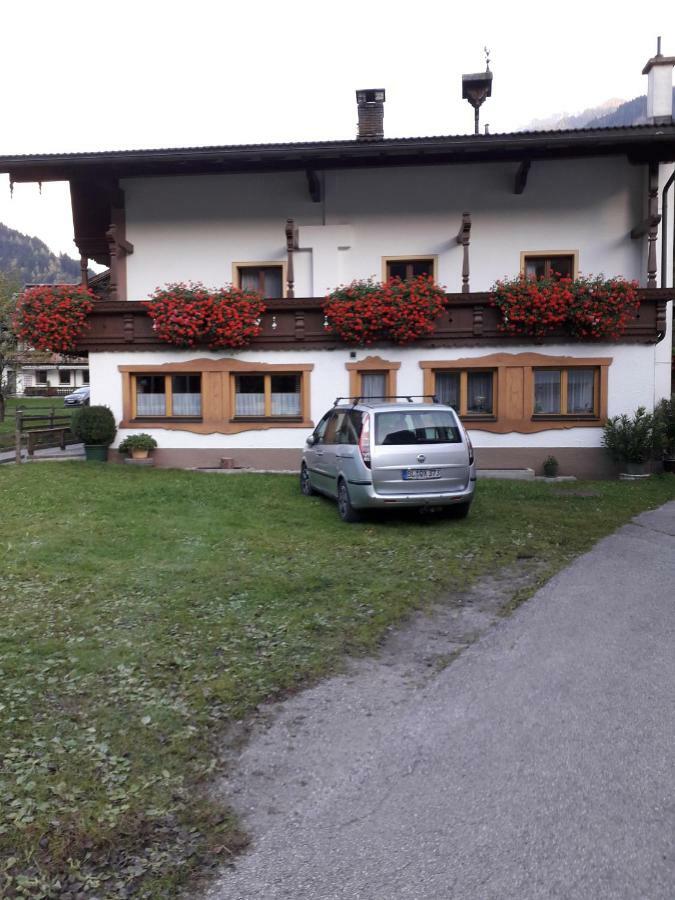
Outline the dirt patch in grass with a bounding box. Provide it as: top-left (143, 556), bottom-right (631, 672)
top-left (1, 464), bottom-right (674, 897)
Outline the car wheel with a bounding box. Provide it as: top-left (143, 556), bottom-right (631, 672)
top-left (300, 463), bottom-right (315, 496)
top-left (337, 480), bottom-right (361, 523)
top-left (442, 501), bottom-right (472, 519)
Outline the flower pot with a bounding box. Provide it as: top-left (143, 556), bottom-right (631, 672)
top-left (84, 444), bottom-right (109, 462)
top-left (624, 461), bottom-right (648, 476)
top-left (131, 448), bottom-right (150, 460)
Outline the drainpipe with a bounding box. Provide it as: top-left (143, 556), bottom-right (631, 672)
top-left (662, 168), bottom-right (675, 288)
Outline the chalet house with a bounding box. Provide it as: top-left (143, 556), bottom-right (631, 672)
top-left (0, 50), bottom-right (674, 477)
top-left (9, 352), bottom-right (89, 396)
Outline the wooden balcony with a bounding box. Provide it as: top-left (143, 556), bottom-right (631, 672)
top-left (74, 290), bottom-right (671, 353)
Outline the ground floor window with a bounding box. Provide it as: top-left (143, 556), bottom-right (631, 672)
top-left (233, 372), bottom-right (302, 418)
top-left (82, 369), bottom-right (90, 384)
top-left (133, 373), bottom-right (202, 418)
top-left (36, 370), bottom-right (48, 385)
top-left (59, 369), bottom-right (72, 386)
top-left (346, 357), bottom-right (400, 402)
top-left (435, 369), bottom-right (495, 417)
top-left (533, 368), bottom-right (597, 417)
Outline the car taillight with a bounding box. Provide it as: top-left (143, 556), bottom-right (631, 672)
top-left (359, 412), bottom-right (371, 468)
top-left (465, 430), bottom-right (474, 465)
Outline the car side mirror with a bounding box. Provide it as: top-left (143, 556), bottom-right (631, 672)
top-left (306, 434), bottom-right (316, 447)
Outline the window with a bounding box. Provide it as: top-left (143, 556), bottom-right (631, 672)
top-left (235, 263), bottom-right (284, 298)
top-left (233, 372), bottom-right (301, 418)
top-left (36, 370), bottom-right (48, 385)
top-left (59, 369), bottom-right (72, 386)
top-left (434, 370), bottom-right (495, 417)
top-left (346, 358), bottom-right (400, 401)
top-left (375, 410), bottom-right (461, 446)
top-left (134, 373), bottom-right (202, 418)
top-left (533, 368), bottom-right (597, 417)
top-left (384, 257), bottom-right (436, 281)
top-left (82, 369), bottom-right (90, 384)
top-left (360, 372), bottom-right (387, 400)
top-left (522, 252), bottom-right (576, 280)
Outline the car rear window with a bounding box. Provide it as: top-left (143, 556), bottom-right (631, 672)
top-left (375, 411), bottom-right (462, 445)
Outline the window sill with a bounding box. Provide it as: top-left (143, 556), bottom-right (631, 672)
top-left (532, 414), bottom-right (600, 422)
top-left (231, 416), bottom-right (304, 424)
top-left (463, 414), bottom-right (497, 422)
top-left (131, 417), bottom-right (203, 424)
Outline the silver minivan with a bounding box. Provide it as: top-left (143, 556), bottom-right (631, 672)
top-left (300, 399), bottom-right (476, 522)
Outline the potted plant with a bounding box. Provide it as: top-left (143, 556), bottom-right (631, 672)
top-left (601, 406), bottom-right (662, 476)
top-left (542, 455), bottom-right (559, 478)
top-left (72, 405), bottom-right (117, 462)
top-left (118, 433), bottom-right (158, 460)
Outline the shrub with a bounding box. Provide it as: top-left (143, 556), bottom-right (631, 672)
top-left (601, 406), bottom-right (663, 464)
top-left (13, 284), bottom-right (96, 353)
top-left (324, 275), bottom-right (447, 345)
top-left (654, 395), bottom-right (675, 457)
top-left (118, 433), bottom-right (158, 453)
top-left (72, 405), bottom-right (117, 446)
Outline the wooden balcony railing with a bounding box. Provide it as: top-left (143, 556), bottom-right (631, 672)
top-left (74, 290), bottom-right (671, 353)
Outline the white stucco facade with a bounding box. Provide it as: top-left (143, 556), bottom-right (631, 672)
top-left (122, 157), bottom-right (648, 300)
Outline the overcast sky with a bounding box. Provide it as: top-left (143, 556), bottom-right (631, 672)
top-left (1, 0), bottom-right (672, 258)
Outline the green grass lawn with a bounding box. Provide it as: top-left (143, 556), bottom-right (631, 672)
top-left (0, 397), bottom-right (74, 451)
top-left (2, 464), bottom-right (674, 898)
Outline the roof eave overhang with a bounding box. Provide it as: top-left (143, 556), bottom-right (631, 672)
top-left (3, 128), bottom-right (675, 183)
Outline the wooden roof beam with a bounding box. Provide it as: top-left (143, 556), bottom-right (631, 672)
top-left (514, 160), bottom-right (531, 194)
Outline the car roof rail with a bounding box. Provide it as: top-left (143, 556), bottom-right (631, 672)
top-left (333, 394), bottom-right (439, 407)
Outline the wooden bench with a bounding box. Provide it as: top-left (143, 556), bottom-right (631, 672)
top-left (25, 427), bottom-right (69, 456)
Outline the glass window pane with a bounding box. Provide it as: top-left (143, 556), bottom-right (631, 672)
top-left (375, 411), bottom-right (461, 445)
top-left (567, 369), bottom-right (595, 414)
top-left (534, 370), bottom-right (561, 414)
top-left (387, 259), bottom-right (433, 280)
top-left (524, 256), bottom-right (546, 279)
top-left (235, 374), bottom-right (265, 416)
top-left (239, 268), bottom-right (261, 292)
top-left (136, 375), bottom-right (166, 416)
top-left (172, 374), bottom-right (202, 416)
top-left (436, 372), bottom-right (460, 408)
top-left (36, 370), bottom-right (48, 385)
top-left (263, 267), bottom-right (283, 299)
top-left (549, 256), bottom-right (574, 278)
top-left (360, 372), bottom-right (387, 400)
top-left (82, 370), bottom-right (90, 384)
top-left (271, 373), bottom-right (300, 416)
top-left (467, 372), bottom-right (493, 414)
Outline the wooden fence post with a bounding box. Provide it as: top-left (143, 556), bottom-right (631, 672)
top-left (15, 407), bottom-right (23, 464)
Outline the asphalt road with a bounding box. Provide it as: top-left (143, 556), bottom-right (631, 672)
top-left (206, 502), bottom-right (675, 900)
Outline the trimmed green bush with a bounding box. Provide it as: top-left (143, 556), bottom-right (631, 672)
top-left (602, 406), bottom-right (663, 465)
top-left (72, 405), bottom-right (117, 446)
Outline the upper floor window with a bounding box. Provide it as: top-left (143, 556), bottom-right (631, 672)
top-left (522, 252), bottom-right (576, 281)
top-left (134, 373), bottom-right (202, 418)
top-left (384, 256), bottom-right (436, 281)
top-left (235, 263), bottom-right (284, 298)
top-left (533, 368), bottom-right (597, 417)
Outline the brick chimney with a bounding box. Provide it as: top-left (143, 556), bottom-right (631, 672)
top-left (356, 89), bottom-right (385, 140)
top-left (642, 37), bottom-right (674, 124)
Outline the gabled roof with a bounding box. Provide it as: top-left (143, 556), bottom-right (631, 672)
top-left (1, 123), bottom-right (674, 182)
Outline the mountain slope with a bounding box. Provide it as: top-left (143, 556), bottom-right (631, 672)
top-left (0, 222), bottom-right (81, 285)
top-left (522, 90), bottom-right (674, 131)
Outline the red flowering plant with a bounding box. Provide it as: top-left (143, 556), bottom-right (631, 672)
top-left (13, 284), bottom-right (96, 354)
top-left (324, 275), bottom-right (447, 345)
top-left (204, 286), bottom-right (266, 349)
top-left (145, 283), bottom-right (265, 349)
top-left (490, 273), bottom-right (640, 341)
top-left (566, 275), bottom-right (640, 340)
top-left (144, 283), bottom-right (213, 347)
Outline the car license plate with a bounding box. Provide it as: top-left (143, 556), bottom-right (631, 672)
top-left (402, 468), bottom-right (441, 480)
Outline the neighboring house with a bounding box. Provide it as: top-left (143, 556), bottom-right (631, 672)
top-left (10, 352), bottom-right (89, 396)
top-left (0, 50), bottom-right (673, 476)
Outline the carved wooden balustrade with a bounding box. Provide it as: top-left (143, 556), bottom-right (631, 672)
top-left (73, 290), bottom-right (670, 353)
